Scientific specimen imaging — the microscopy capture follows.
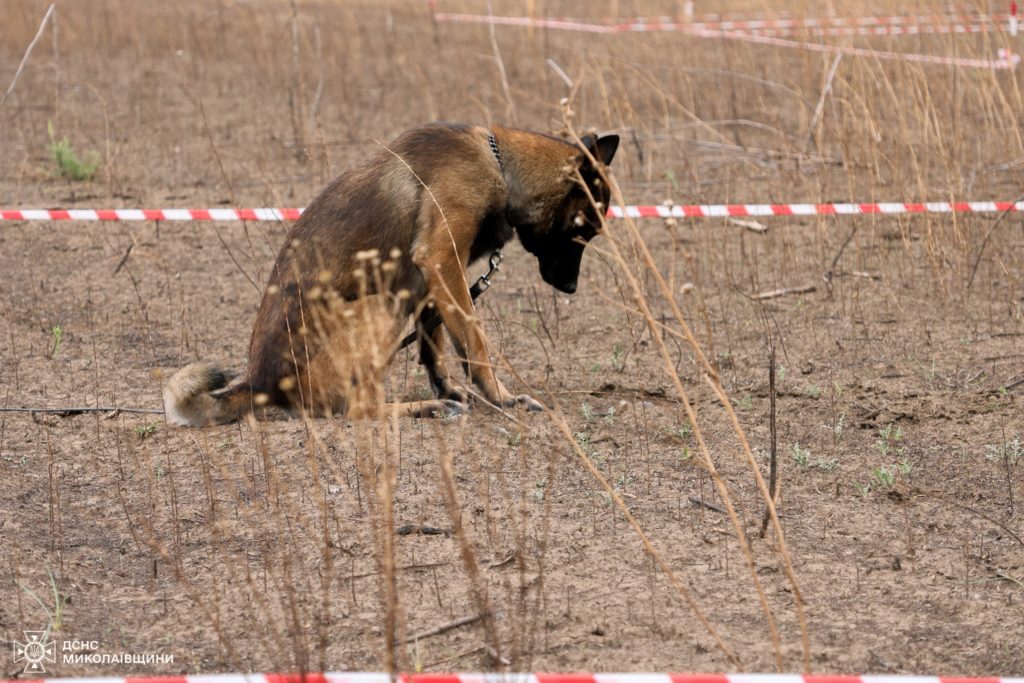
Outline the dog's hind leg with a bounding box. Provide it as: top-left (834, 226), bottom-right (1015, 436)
top-left (304, 349), bottom-right (467, 420)
top-left (346, 398), bottom-right (468, 419)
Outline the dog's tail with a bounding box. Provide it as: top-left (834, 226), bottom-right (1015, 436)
top-left (163, 362), bottom-right (256, 427)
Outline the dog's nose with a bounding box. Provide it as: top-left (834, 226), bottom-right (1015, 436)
top-left (561, 281), bottom-right (577, 294)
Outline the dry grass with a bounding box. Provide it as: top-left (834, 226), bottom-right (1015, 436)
top-left (1, 0), bottom-right (1023, 677)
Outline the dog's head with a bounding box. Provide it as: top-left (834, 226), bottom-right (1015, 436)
top-left (516, 133), bottom-right (619, 294)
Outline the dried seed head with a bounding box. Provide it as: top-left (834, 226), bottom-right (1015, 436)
top-left (253, 393), bottom-right (270, 406)
top-left (317, 270), bottom-right (332, 284)
top-left (278, 376), bottom-right (296, 391)
top-left (305, 286), bottom-right (323, 300)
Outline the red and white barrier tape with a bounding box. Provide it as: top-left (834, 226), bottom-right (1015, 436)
top-left (611, 201), bottom-right (1024, 218)
top-left (435, 11), bottom-right (1014, 35)
top-left (2, 202), bottom-right (1023, 222)
top-left (711, 23), bottom-right (1004, 38)
top-left (433, 13), bottom-right (1020, 69)
top-left (434, 11), bottom-right (1015, 34)
top-left (435, 13), bottom-right (621, 33)
top-left (665, 13), bottom-right (1010, 32)
top-left (690, 27), bottom-right (1020, 69)
top-left (0, 208), bottom-right (303, 221)
top-left (4, 673), bottom-right (1024, 683)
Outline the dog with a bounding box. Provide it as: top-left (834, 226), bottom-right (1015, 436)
top-left (163, 122), bottom-right (619, 426)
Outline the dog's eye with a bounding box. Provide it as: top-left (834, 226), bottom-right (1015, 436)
top-left (573, 211), bottom-right (586, 227)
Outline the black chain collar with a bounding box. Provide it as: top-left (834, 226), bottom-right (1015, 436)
top-left (488, 131), bottom-right (504, 174)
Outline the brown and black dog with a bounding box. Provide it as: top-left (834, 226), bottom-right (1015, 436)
top-left (163, 122), bottom-right (619, 426)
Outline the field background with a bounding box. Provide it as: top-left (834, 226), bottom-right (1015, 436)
top-left (1, 0), bottom-right (1023, 676)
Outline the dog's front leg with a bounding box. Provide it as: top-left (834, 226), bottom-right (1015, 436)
top-left (417, 308), bottom-right (468, 403)
top-left (414, 252), bottom-right (540, 411)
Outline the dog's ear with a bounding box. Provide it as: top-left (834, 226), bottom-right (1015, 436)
top-left (581, 133), bottom-right (619, 166)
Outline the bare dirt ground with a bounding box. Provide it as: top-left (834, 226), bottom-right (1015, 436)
top-left (1, 0), bottom-right (1023, 677)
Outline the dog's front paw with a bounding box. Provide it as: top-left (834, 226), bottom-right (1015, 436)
top-left (479, 380), bottom-right (542, 411)
top-left (514, 394), bottom-right (545, 412)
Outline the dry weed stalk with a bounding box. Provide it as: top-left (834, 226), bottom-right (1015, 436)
top-left (0, 2), bottom-right (54, 108)
top-left (554, 99), bottom-right (810, 670)
top-left (319, 261), bottom-right (409, 672)
top-left (486, 0), bottom-right (517, 124)
top-left (289, 0), bottom-right (310, 162)
top-left (123, 488), bottom-right (243, 668)
top-left (543, 402), bottom-right (740, 666)
top-left (434, 422), bottom-right (505, 665)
